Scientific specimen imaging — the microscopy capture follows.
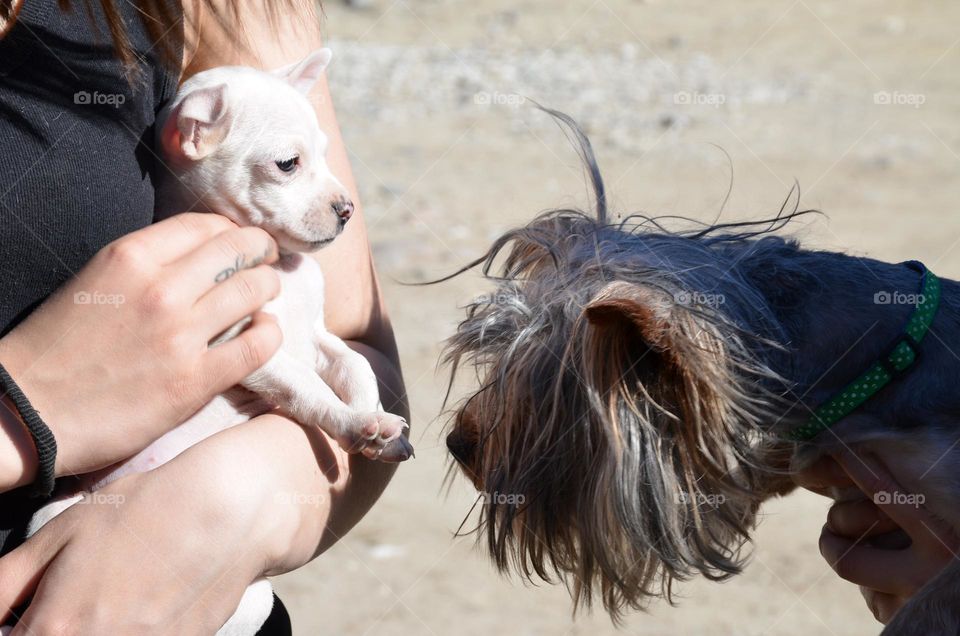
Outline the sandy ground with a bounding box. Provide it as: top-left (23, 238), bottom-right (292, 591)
top-left (272, 1), bottom-right (960, 634)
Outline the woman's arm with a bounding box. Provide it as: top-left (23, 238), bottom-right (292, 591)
top-left (0, 397), bottom-right (36, 490)
top-left (0, 367), bottom-right (405, 632)
top-left (0, 410), bottom-right (372, 633)
top-left (183, 0), bottom-right (408, 557)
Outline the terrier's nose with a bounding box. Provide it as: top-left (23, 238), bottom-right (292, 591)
top-left (446, 430), bottom-right (475, 466)
top-left (332, 198), bottom-right (354, 222)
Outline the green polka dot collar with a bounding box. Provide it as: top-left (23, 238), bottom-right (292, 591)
top-left (789, 261), bottom-right (941, 442)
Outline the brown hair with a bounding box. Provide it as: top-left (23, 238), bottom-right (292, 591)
top-left (0, 0), bottom-right (316, 77)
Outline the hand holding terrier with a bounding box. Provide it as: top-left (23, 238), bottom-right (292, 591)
top-left (797, 452), bottom-right (960, 625)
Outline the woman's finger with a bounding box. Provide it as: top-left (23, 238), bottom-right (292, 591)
top-left (168, 226), bottom-right (279, 299)
top-left (827, 498), bottom-right (900, 538)
top-left (201, 311), bottom-right (282, 391)
top-left (819, 526), bottom-right (915, 595)
top-left (836, 451), bottom-right (943, 539)
top-left (794, 454), bottom-right (855, 496)
top-left (860, 586), bottom-right (904, 625)
top-left (125, 212), bottom-right (239, 264)
top-left (9, 577), bottom-right (56, 636)
top-left (0, 550), bottom-right (40, 625)
top-left (194, 266), bottom-right (281, 338)
top-left (0, 526), bottom-right (62, 624)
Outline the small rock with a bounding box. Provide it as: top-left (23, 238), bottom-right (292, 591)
top-left (369, 544), bottom-right (406, 560)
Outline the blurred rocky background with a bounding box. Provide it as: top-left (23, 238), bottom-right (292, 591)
top-left (273, 2), bottom-right (960, 634)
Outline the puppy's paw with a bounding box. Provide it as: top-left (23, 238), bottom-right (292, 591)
top-left (336, 412), bottom-right (413, 462)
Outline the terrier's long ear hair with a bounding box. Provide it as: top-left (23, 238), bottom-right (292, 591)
top-left (577, 279), bottom-right (777, 601)
top-left (443, 110), bottom-right (789, 619)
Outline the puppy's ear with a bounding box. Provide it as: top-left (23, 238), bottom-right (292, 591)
top-left (272, 48), bottom-right (332, 96)
top-left (170, 83), bottom-right (230, 161)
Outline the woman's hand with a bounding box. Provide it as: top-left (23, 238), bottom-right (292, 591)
top-left (797, 453), bottom-right (960, 624)
top-left (0, 413), bottom-right (315, 635)
top-left (0, 340), bottom-right (405, 634)
top-left (0, 213), bottom-right (283, 487)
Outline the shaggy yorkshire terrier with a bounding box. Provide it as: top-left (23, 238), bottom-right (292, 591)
top-left (443, 112), bottom-right (960, 635)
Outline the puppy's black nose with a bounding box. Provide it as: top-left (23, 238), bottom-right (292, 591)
top-left (332, 198), bottom-right (354, 223)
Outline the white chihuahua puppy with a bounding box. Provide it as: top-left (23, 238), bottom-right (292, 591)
top-left (154, 48), bottom-right (411, 462)
top-left (13, 48), bottom-right (411, 636)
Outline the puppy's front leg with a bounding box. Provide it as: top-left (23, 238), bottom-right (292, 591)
top-left (882, 560), bottom-right (960, 635)
top-left (313, 331), bottom-right (414, 462)
top-left (314, 331), bottom-right (382, 412)
top-left (242, 350), bottom-right (409, 460)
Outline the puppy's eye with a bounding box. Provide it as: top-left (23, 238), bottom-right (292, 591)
top-left (275, 156), bottom-right (299, 173)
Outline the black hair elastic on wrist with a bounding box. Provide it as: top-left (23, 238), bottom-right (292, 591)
top-left (0, 362), bottom-right (57, 498)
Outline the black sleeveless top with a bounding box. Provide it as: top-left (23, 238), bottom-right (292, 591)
top-left (0, 0), bottom-right (176, 333)
top-left (0, 4), bottom-right (292, 632)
